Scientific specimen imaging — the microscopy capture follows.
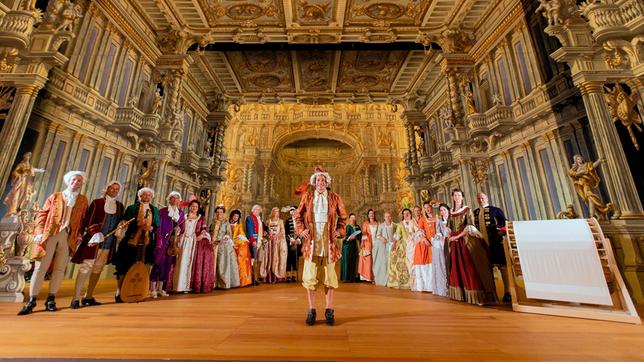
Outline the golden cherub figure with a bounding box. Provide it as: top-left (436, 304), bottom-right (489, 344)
top-left (604, 84), bottom-right (642, 150)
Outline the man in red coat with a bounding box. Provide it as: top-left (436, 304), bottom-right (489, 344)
top-left (70, 180), bottom-right (125, 309)
top-left (294, 166), bottom-right (347, 326)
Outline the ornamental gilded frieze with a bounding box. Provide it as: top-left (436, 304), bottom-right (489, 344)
top-left (469, 158), bottom-right (489, 185)
top-left (199, 0), bottom-right (285, 27)
top-left (348, 0), bottom-right (427, 26)
top-left (156, 27), bottom-right (193, 55)
top-left (296, 0), bottom-right (333, 25)
top-left (604, 84), bottom-right (643, 150)
top-left (40, 0), bottom-right (84, 32)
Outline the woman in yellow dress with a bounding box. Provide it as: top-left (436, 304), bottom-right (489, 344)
top-left (387, 209), bottom-right (410, 289)
top-left (230, 209), bottom-right (252, 287)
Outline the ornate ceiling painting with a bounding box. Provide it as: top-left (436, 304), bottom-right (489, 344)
top-left (199, 0), bottom-right (286, 28)
top-left (296, 50), bottom-right (335, 92)
top-left (293, 0), bottom-right (337, 26)
top-left (138, 0), bottom-right (494, 103)
top-left (192, 49), bottom-right (427, 102)
top-left (225, 51), bottom-right (295, 92)
top-left (193, 0), bottom-right (430, 29)
top-left (337, 50), bottom-right (408, 92)
top-left (346, 0), bottom-right (430, 26)
top-left (137, 0), bottom-right (493, 43)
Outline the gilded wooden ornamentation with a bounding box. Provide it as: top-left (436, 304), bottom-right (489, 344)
top-left (568, 155), bottom-right (615, 220)
top-left (604, 84), bottom-right (643, 150)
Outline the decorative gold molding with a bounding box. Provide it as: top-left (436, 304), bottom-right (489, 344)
top-left (470, 3), bottom-right (522, 61)
top-left (577, 81), bottom-right (604, 96)
top-left (16, 85), bottom-right (39, 96)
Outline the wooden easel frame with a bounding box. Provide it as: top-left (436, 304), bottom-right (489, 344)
top-left (504, 218), bottom-right (641, 324)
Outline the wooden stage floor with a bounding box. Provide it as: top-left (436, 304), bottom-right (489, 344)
top-left (0, 280), bottom-right (642, 361)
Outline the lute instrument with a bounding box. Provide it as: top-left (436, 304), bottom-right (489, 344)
top-left (121, 209), bottom-right (151, 303)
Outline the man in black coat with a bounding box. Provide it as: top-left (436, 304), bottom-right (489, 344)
top-left (474, 192), bottom-right (511, 303)
top-left (283, 206), bottom-right (301, 283)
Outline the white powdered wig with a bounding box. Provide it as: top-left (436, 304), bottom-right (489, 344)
top-left (101, 180), bottom-right (123, 196)
top-left (63, 170), bottom-right (87, 186)
top-left (309, 172), bottom-right (332, 186)
top-left (166, 190), bottom-right (182, 202)
top-left (137, 187), bottom-right (155, 200)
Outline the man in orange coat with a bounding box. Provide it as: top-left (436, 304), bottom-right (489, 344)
top-left (18, 170), bottom-right (88, 315)
top-left (294, 166), bottom-right (347, 326)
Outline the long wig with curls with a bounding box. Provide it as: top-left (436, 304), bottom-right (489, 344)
top-left (229, 209), bottom-right (242, 223)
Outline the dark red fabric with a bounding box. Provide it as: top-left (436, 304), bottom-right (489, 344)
top-left (190, 217), bottom-right (214, 293)
top-left (448, 238), bottom-right (484, 292)
top-left (71, 198), bottom-right (124, 263)
top-left (190, 238), bottom-right (215, 293)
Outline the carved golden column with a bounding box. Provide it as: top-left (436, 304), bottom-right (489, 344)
top-left (405, 123), bottom-right (418, 167)
top-left (0, 84), bottom-right (42, 194)
top-left (262, 164), bottom-right (269, 198)
top-left (445, 68), bottom-right (463, 126)
top-left (577, 81), bottom-right (643, 217)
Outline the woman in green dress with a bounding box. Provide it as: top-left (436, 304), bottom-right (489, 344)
top-left (340, 213), bottom-right (361, 282)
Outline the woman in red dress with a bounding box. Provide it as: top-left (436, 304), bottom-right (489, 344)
top-left (447, 189), bottom-right (496, 305)
top-left (188, 200), bottom-right (215, 293)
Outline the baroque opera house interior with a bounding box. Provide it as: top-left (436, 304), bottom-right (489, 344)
top-left (0, 0), bottom-right (644, 360)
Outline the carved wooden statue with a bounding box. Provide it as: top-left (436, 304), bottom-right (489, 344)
top-left (568, 154), bottom-right (615, 220)
top-left (604, 84), bottom-right (642, 150)
top-left (137, 160), bottom-right (157, 189)
top-left (151, 89), bottom-right (163, 114)
top-left (2, 152), bottom-right (44, 218)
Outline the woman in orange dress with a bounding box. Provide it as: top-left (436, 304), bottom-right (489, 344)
top-left (230, 209), bottom-right (252, 287)
top-left (359, 209), bottom-right (377, 282)
top-left (410, 206), bottom-right (433, 292)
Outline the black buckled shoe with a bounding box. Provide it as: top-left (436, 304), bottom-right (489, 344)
top-left (325, 308), bottom-right (335, 326)
top-left (17, 297), bottom-right (36, 316)
top-left (502, 293), bottom-right (512, 304)
top-left (45, 295), bottom-right (57, 312)
top-left (305, 309), bottom-right (316, 326)
top-left (115, 295), bottom-right (123, 303)
top-left (70, 300), bottom-right (80, 309)
top-left (82, 297), bottom-right (101, 306)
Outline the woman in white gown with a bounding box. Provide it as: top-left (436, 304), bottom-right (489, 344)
top-left (173, 201), bottom-right (206, 292)
top-left (374, 212), bottom-right (395, 286)
top-left (430, 203), bottom-right (450, 296)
